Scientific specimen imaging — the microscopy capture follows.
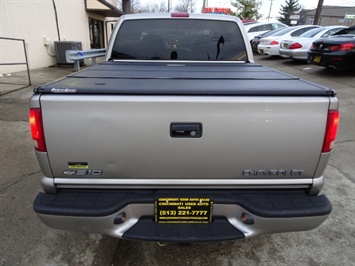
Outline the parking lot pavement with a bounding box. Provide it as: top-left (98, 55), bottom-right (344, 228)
top-left (0, 63), bottom-right (120, 266)
top-left (1, 56), bottom-right (354, 265)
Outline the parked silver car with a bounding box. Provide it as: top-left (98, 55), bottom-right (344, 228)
top-left (258, 25), bottom-right (320, 56)
top-left (279, 26), bottom-right (346, 60)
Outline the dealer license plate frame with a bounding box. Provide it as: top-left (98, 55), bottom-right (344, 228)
top-left (154, 197), bottom-right (213, 224)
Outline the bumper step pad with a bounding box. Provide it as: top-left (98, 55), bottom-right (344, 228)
top-left (34, 189), bottom-right (331, 218)
top-left (123, 216), bottom-right (245, 242)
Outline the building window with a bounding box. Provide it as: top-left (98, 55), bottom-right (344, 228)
top-left (89, 18), bottom-right (104, 49)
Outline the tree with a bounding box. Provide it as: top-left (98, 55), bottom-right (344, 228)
top-left (278, 0), bottom-right (301, 25)
top-left (231, 0), bottom-right (262, 20)
top-left (175, 0), bottom-right (196, 13)
top-left (137, 2), bottom-right (168, 13)
top-left (117, 0), bottom-right (168, 13)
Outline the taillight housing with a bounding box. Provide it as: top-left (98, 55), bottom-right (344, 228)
top-left (329, 43), bottom-right (355, 51)
top-left (289, 42), bottom-right (302, 49)
top-left (322, 110), bottom-right (339, 153)
top-left (269, 41), bottom-right (279, 45)
top-left (29, 108), bottom-right (47, 152)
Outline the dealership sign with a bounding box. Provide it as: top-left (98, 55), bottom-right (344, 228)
top-left (204, 7), bottom-right (231, 15)
top-left (345, 13), bottom-right (355, 20)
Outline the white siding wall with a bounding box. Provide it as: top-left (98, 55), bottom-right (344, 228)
top-left (0, 0), bottom-right (92, 73)
top-left (106, 0), bottom-right (118, 7)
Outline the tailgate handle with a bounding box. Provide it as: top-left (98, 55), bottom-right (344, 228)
top-left (170, 123), bottom-right (202, 138)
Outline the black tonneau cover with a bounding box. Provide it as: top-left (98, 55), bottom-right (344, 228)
top-left (35, 62), bottom-right (335, 96)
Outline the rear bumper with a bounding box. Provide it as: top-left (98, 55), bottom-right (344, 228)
top-left (34, 189), bottom-right (331, 242)
top-left (308, 52), bottom-right (355, 69)
top-left (257, 45), bottom-right (280, 56)
top-left (279, 49), bottom-right (308, 60)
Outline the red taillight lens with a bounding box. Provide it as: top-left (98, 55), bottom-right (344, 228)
top-left (29, 108), bottom-right (47, 152)
top-left (329, 43), bottom-right (354, 51)
top-left (269, 41), bottom-right (279, 45)
top-left (339, 43), bottom-right (354, 50)
top-left (329, 45), bottom-right (339, 51)
top-left (289, 42), bottom-right (302, 49)
top-left (322, 110), bottom-right (339, 153)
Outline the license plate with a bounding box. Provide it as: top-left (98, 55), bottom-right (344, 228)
top-left (283, 43), bottom-right (288, 48)
top-left (258, 49), bottom-right (264, 55)
top-left (155, 197), bottom-right (213, 224)
top-left (313, 56), bottom-right (321, 63)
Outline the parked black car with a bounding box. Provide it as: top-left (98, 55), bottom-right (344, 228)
top-left (250, 27), bottom-right (288, 52)
top-left (308, 26), bottom-right (355, 70)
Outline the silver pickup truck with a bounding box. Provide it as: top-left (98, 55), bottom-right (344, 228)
top-left (30, 13), bottom-right (339, 242)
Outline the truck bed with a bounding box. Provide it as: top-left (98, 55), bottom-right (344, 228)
top-left (32, 61), bottom-right (335, 186)
top-left (35, 62), bottom-right (335, 96)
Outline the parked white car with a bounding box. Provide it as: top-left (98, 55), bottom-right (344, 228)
top-left (258, 25), bottom-right (320, 56)
top-left (279, 26), bottom-right (347, 60)
top-left (243, 22), bottom-right (287, 41)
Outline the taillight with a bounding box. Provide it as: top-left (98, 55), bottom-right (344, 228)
top-left (269, 41), bottom-right (279, 45)
top-left (329, 45), bottom-right (339, 51)
top-left (322, 110), bottom-right (339, 153)
top-left (29, 108), bottom-right (47, 152)
top-left (329, 43), bottom-right (354, 51)
top-left (289, 42), bottom-right (302, 49)
top-left (339, 43), bottom-right (354, 50)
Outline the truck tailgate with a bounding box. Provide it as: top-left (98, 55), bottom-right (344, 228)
top-left (40, 94), bottom-right (329, 180)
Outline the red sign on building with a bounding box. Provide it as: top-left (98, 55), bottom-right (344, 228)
top-left (204, 7), bottom-right (231, 15)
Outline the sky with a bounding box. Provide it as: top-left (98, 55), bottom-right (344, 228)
top-left (139, 0), bottom-right (355, 19)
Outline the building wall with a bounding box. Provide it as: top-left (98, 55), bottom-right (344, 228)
top-left (106, 0), bottom-right (117, 7)
top-left (306, 16), bottom-right (354, 26)
top-left (0, 0), bottom-right (97, 73)
top-left (303, 6), bottom-right (355, 26)
top-left (87, 0), bottom-right (117, 9)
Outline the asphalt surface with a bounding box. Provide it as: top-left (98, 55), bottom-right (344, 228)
top-left (0, 55), bottom-right (354, 266)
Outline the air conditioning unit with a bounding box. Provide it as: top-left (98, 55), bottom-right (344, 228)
top-left (54, 41), bottom-right (83, 65)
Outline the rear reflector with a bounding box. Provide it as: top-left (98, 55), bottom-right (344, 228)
top-left (171, 12), bottom-right (189, 17)
top-left (332, 57), bottom-right (343, 61)
top-left (322, 110), bottom-right (339, 153)
top-left (29, 108), bottom-right (47, 152)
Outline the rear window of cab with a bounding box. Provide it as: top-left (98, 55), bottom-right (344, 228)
top-left (111, 19), bottom-right (247, 61)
